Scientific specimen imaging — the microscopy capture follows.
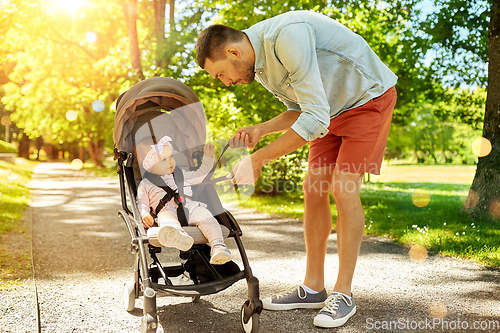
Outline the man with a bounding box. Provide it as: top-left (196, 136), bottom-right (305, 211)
top-left (196, 10), bottom-right (397, 328)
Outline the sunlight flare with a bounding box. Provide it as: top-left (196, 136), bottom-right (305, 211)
top-left (472, 137), bottom-right (492, 157)
top-left (428, 301), bottom-right (447, 319)
top-left (52, 0), bottom-right (87, 13)
top-left (71, 159), bottom-right (83, 170)
top-left (66, 110), bottom-right (77, 121)
top-left (409, 244), bottom-right (428, 263)
top-left (412, 190), bottom-right (430, 208)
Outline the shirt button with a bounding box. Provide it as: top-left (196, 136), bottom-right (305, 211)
top-left (287, 83), bottom-right (291, 87)
top-left (259, 71), bottom-right (263, 74)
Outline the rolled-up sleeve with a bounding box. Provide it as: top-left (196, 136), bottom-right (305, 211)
top-left (275, 23), bottom-right (330, 141)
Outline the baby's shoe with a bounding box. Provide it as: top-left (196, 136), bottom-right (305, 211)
top-left (210, 242), bottom-right (232, 265)
top-left (157, 225), bottom-right (194, 251)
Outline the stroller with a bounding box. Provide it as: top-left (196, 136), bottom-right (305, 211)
top-left (113, 77), bottom-right (262, 333)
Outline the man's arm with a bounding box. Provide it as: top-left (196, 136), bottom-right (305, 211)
top-left (231, 110), bottom-right (300, 149)
top-left (229, 128), bottom-right (307, 184)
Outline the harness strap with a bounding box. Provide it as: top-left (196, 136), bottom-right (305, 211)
top-left (143, 170), bottom-right (189, 226)
top-left (173, 167), bottom-right (189, 227)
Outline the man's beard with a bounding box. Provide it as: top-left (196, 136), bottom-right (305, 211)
top-left (231, 58), bottom-right (255, 84)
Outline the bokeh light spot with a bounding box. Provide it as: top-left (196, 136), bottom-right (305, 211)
top-left (1, 115), bottom-right (11, 126)
top-left (463, 189), bottom-right (479, 209)
top-left (429, 301), bottom-right (447, 319)
top-left (409, 244), bottom-right (428, 263)
top-left (472, 137), bottom-right (492, 157)
top-left (92, 100), bottom-right (105, 112)
top-left (86, 31), bottom-right (97, 43)
top-left (412, 190), bottom-right (430, 208)
top-left (489, 199), bottom-right (500, 219)
top-left (71, 159), bottom-right (83, 170)
top-left (66, 110), bottom-right (77, 121)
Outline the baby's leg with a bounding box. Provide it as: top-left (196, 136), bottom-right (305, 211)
top-left (147, 211), bottom-right (193, 251)
top-left (190, 207), bottom-right (231, 264)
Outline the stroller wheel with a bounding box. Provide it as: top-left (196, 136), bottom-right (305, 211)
top-left (241, 302), bottom-right (259, 333)
top-left (123, 281), bottom-right (136, 311)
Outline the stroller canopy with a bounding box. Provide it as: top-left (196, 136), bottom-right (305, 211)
top-left (113, 77), bottom-right (206, 154)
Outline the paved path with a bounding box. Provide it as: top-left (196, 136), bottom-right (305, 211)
top-left (1, 162), bottom-right (499, 332)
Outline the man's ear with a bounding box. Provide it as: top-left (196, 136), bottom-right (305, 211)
top-left (225, 45), bottom-right (241, 59)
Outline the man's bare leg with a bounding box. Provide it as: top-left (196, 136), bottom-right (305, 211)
top-left (331, 170), bottom-right (365, 295)
top-left (302, 166), bottom-right (334, 292)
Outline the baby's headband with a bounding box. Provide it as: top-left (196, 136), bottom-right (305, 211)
top-left (142, 135), bottom-right (173, 171)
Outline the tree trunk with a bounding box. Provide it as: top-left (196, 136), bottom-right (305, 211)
top-left (18, 132), bottom-right (30, 159)
top-left (87, 137), bottom-right (105, 168)
top-left (35, 137), bottom-right (43, 160)
top-left (79, 144), bottom-right (86, 163)
top-left (154, 0), bottom-right (167, 69)
top-left (466, 0), bottom-right (500, 220)
top-left (168, 0), bottom-right (175, 33)
top-left (122, 0), bottom-right (145, 80)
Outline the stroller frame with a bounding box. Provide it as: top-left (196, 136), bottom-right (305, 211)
top-left (114, 96), bottom-right (262, 332)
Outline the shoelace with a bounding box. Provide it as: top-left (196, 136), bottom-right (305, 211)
top-left (276, 285), bottom-right (307, 300)
top-left (321, 293), bottom-right (352, 315)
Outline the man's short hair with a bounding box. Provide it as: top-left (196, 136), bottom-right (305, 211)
top-left (196, 24), bottom-right (245, 69)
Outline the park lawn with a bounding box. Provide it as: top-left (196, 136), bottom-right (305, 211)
top-left (0, 158), bottom-right (38, 233)
top-left (0, 158), bottom-right (38, 289)
top-left (240, 164), bottom-right (500, 268)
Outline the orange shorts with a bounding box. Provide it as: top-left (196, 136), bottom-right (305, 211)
top-left (308, 86), bottom-right (397, 175)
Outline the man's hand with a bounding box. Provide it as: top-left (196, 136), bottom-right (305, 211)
top-left (142, 214), bottom-right (154, 229)
top-left (203, 143), bottom-right (215, 157)
top-left (229, 125), bottom-right (262, 149)
top-left (227, 155), bottom-right (263, 184)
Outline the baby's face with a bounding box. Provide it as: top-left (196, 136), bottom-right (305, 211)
top-left (149, 146), bottom-right (176, 175)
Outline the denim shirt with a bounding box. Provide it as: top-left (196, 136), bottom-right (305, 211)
top-left (243, 11), bottom-right (398, 141)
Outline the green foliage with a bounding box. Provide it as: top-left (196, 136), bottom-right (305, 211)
top-left (0, 159), bottom-right (37, 233)
top-left (1, 0), bottom-right (127, 163)
top-left (386, 102), bottom-right (482, 164)
top-left (0, 140), bottom-right (17, 154)
top-left (419, 0), bottom-right (490, 88)
top-left (0, 0), bottom-right (490, 175)
top-left (256, 145), bottom-right (308, 195)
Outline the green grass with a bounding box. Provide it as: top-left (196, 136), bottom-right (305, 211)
top-left (0, 140), bottom-right (17, 154)
top-left (0, 158), bottom-right (38, 233)
top-left (0, 158), bottom-right (38, 289)
top-left (240, 164), bottom-right (500, 267)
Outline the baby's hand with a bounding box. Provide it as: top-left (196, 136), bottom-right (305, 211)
top-left (203, 144), bottom-right (215, 157)
top-left (142, 214), bottom-right (154, 228)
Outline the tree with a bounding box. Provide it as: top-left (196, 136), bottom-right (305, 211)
top-left (468, 0), bottom-right (500, 218)
top-left (1, 0), bottom-right (128, 166)
top-left (419, 0), bottom-right (499, 218)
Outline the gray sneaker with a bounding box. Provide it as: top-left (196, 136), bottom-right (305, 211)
top-left (313, 292), bottom-right (356, 328)
top-left (262, 285), bottom-right (327, 311)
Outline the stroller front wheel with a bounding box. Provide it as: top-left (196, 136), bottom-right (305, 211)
top-left (241, 303), bottom-right (259, 333)
top-left (123, 281), bottom-right (136, 311)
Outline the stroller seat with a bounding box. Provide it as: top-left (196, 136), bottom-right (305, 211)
top-left (182, 225), bottom-right (230, 244)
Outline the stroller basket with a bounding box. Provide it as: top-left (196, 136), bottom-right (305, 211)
top-left (113, 77), bottom-right (262, 333)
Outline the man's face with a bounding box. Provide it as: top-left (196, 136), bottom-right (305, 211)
top-left (205, 56), bottom-right (255, 87)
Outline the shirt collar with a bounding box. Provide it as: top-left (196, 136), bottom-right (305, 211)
top-left (243, 29), bottom-right (265, 70)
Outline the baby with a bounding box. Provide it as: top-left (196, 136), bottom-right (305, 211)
top-left (135, 135), bottom-right (232, 265)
